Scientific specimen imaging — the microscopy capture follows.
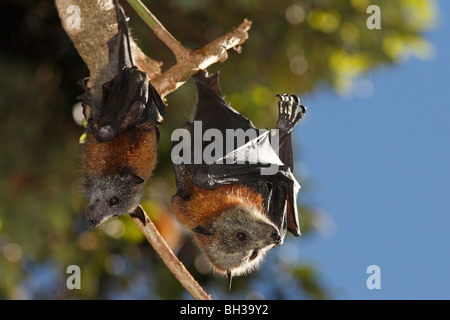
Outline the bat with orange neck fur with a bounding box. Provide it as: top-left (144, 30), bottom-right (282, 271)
top-left (171, 71), bottom-right (305, 288)
top-left (79, 0), bottom-right (165, 227)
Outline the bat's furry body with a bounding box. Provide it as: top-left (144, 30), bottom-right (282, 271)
top-left (80, 0), bottom-right (165, 227)
top-left (172, 71), bottom-right (305, 283)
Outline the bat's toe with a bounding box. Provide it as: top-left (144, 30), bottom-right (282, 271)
top-left (276, 94), bottom-right (305, 133)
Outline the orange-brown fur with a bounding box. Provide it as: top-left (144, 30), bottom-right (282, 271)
top-left (172, 181), bottom-right (265, 230)
top-left (82, 122), bottom-right (157, 180)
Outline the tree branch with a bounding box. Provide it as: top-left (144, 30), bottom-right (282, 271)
top-left (131, 206), bottom-right (211, 300)
top-left (127, 0), bottom-right (251, 95)
top-left (55, 0), bottom-right (251, 97)
top-left (152, 19), bottom-right (252, 96)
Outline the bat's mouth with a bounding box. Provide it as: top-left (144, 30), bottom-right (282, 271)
top-left (249, 250), bottom-right (258, 261)
top-left (88, 214), bottom-right (114, 228)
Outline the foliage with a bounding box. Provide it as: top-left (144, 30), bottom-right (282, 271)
top-left (0, 0), bottom-right (437, 299)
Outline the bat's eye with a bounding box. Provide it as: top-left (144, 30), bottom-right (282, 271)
top-left (109, 196), bottom-right (120, 207)
top-left (235, 231), bottom-right (249, 242)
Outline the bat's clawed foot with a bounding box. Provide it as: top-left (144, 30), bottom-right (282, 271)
top-left (276, 94), bottom-right (306, 135)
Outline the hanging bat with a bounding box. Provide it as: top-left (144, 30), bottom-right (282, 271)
top-left (79, 0), bottom-right (165, 228)
top-left (171, 71), bottom-right (306, 288)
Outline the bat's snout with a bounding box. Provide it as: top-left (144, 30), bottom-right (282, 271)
top-left (86, 199), bottom-right (105, 228)
top-left (271, 230), bottom-right (282, 245)
top-left (88, 216), bottom-right (100, 228)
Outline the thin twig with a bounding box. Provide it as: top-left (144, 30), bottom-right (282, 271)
top-left (131, 206), bottom-right (211, 300)
top-left (127, 0), bottom-right (190, 61)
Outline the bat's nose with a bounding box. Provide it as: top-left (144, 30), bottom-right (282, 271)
top-left (97, 125), bottom-right (115, 142)
top-left (86, 199), bottom-right (101, 228)
top-left (271, 230), bottom-right (282, 244)
top-left (88, 217), bottom-right (99, 228)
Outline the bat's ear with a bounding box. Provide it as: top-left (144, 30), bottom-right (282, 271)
top-left (192, 223), bottom-right (214, 236)
top-left (120, 166), bottom-right (145, 185)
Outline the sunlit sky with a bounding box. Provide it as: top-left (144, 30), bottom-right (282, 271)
top-left (295, 0), bottom-right (449, 299)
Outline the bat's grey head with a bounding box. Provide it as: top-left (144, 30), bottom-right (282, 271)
top-left (84, 168), bottom-right (145, 228)
top-left (192, 205), bottom-right (282, 278)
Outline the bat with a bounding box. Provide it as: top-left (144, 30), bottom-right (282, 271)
top-left (171, 71), bottom-right (306, 288)
top-left (79, 0), bottom-right (165, 228)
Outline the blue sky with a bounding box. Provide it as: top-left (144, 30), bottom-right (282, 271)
top-left (295, 0), bottom-right (450, 299)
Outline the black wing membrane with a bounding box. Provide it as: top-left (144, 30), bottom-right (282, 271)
top-left (193, 72), bottom-right (256, 133)
top-left (80, 0), bottom-right (165, 143)
top-left (175, 70), bottom-right (303, 237)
